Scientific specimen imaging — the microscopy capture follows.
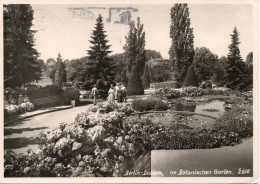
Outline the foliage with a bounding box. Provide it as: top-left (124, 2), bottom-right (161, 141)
top-left (65, 57), bottom-right (89, 85)
top-left (63, 87), bottom-right (80, 105)
top-left (192, 47), bottom-right (218, 83)
top-left (147, 59), bottom-right (171, 82)
top-left (109, 53), bottom-right (128, 84)
top-left (142, 64), bottom-right (151, 89)
top-left (126, 65), bottom-right (144, 96)
top-left (182, 87), bottom-right (203, 97)
top-left (152, 88), bottom-right (182, 99)
top-left (4, 4), bottom-right (42, 88)
top-left (213, 104), bottom-right (253, 138)
top-left (212, 56), bottom-right (227, 87)
top-left (123, 104), bottom-right (252, 150)
top-left (145, 50), bottom-right (162, 60)
top-left (131, 97), bottom-right (169, 112)
top-left (225, 27), bottom-right (248, 90)
top-left (124, 17), bottom-right (146, 76)
top-left (86, 14), bottom-right (115, 96)
top-left (183, 65), bottom-right (199, 87)
top-left (246, 52), bottom-right (253, 89)
top-left (169, 4), bottom-right (195, 87)
top-left (53, 54), bottom-right (67, 87)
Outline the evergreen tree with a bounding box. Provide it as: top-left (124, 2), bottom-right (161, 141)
top-left (127, 65), bottom-right (144, 96)
top-left (4, 4), bottom-right (41, 88)
top-left (142, 64), bottom-right (151, 89)
top-left (124, 17), bottom-right (146, 76)
top-left (86, 14), bottom-right (115, 95)
top-left (53, 54), bottom-right (66, 86)
top-left (169, 4), bottom-right (195, 87)
top-left (183, 65), bottom-right (199, 87)
top-left (225, 27), bottom-right (248, 90)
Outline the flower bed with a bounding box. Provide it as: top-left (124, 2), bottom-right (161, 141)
top-left (4, 103), bottom-right (253, 177)
top-left (152, 87), bottom-right (253, 100)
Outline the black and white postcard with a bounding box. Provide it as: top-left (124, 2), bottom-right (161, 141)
top-left (1, 0), bottom-right (258, 183)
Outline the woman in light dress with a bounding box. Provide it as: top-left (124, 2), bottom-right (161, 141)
top-left (107, 85), bottom-right (115, 104)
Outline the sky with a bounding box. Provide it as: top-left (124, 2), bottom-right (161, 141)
top-left (31, 4), bottom-right (254, 61)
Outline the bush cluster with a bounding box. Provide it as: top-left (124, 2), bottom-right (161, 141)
top-left (62, 87), bottom-right (80, 105)
top-left (5, 105), bottom-right (137, 177)
top-left (153, 87), bottom-right (253, 100)
top-left (131, 97), bottom-right (169, 112)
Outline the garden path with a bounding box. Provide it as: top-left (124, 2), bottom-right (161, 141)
top-left (4, 105), bottom-right (91, 153)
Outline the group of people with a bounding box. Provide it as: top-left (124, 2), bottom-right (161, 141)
top-left (4, 93), bottom-right (34, 115)
top-left (107, 83), bottom-right (127, 104)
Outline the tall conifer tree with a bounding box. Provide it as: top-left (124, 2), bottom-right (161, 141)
top-left (124, 17), bottom-right (146, 95)
top-left (169, 4), bottom-right (194, 87)
top-left (4, 4), bottom-right (41, 88)
top-left (87, 14), bottom-right (115, 94)
top-left (225, 27), bottom-right (248, 90)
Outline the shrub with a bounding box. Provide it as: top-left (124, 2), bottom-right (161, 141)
top-left (152, 88), bottom-right (182, 99)
top-left (5, 106), bottom-right (136, 177)
top-left (127, 65), bottom-right (144, 96)
top-left (181, 87), bottom-right (203, 97)
top-left (131, 97), bottom-right (169, 112)
top-left (183, 65), bottom-right (199, 87)
top-left (63, 87), bottom-right (80, 105)
top-left (213, 104), bottom-right (253, 138)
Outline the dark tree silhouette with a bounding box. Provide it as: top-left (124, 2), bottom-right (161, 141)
top-left (127, 65), bottom-right (144, 96)
top-left (4, 4), bottom-right (41, 88)
top-left (225, 27), bottom-right (248, 90)
top-left (86, 14), bottom-right (115, 96)
top-left (169, 4), bottom-right (195, 87)
top-left (183, 65), bottom-right (199, 87)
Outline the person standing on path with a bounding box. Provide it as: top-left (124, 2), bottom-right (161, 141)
top-left (107, 84), bottom-right (115, 104)
top-left (114, 83), bottom-right (119, 101)
top-left (91, 85), bottom-right (98, 105)
top-left (121, 83), bottom-right (127, 102)
top-left (117, 86), bottom-right (123, 103)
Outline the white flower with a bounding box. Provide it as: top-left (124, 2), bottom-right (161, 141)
top-left (72, 141), bottom-right (83, 151)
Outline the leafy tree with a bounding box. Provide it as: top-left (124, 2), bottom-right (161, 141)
top-left (110, 53), bottom-right (127, 83)
top-left (65, 57), bottom-right (89, 87)
top-left (225, 27), bottom-right (248, 90)
top-left (126, 65), bottom-right (144, 96)
top-left (4, 4), bottom-right (41, 88)
top-left (212, 56), bottom-right (227, 87)
top-left (145, 50), bottom-right (162, 61)
top-left (246, 52), bottom-right (253, 89)
top-left (147, 59), bottom-right (171, 82)
top-left (124, 17), bottom-right (146, 76)
top-left (53, 54), bottom-right (66, 86)
top-left (192, 47), bottom-right (218, 83)
top-left (124, 17), bottom-right (146, 95)
top-left (86, 14), bottom-right (115, 96)
top-left (183, 65), bottom-right (199, 87)
top-left (142, 64), bottom-right (151, 89)
top-left (169, 4), bottom-right (195, 87)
